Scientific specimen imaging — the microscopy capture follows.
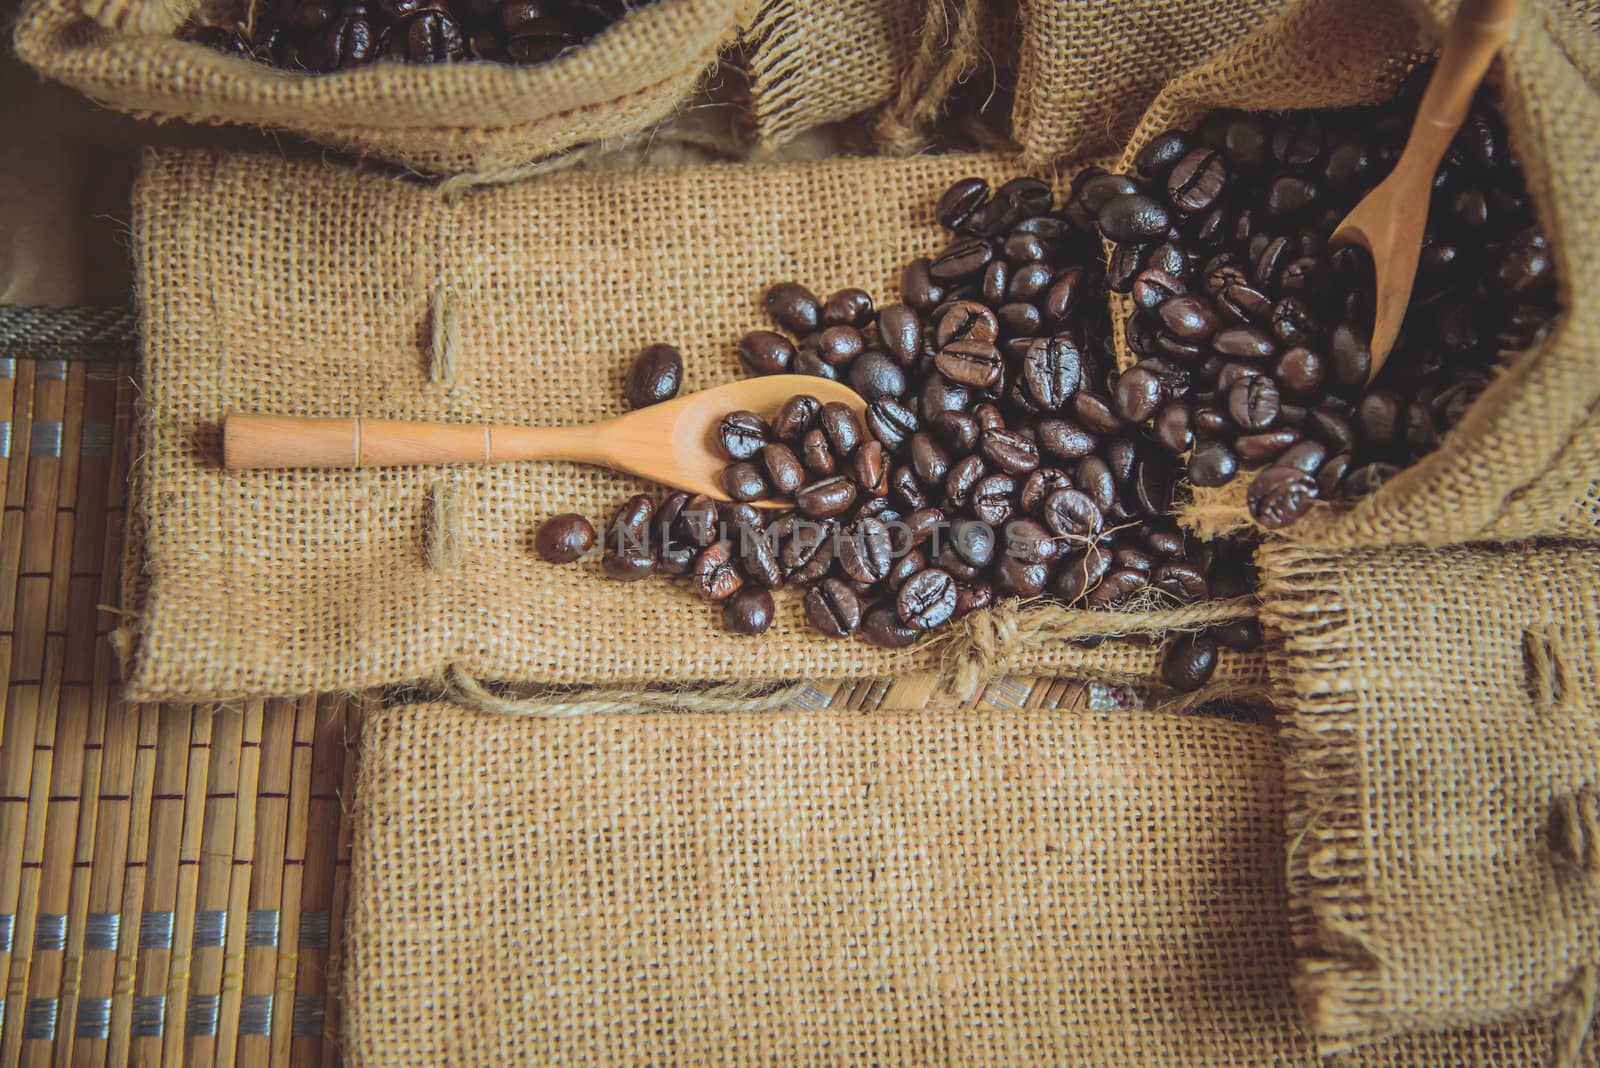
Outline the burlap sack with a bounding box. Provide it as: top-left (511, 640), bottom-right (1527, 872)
top-left (11, 0), bottom-right (745, 178)
top-left (119, 146), bottom-right (1270, 705)
top-left (1095, 0), bottom-right (1600, 549)
top-left (344, 699), bottom-right (1597, 1066)
top-left (1260, 539), bottom-right (1600, 1054)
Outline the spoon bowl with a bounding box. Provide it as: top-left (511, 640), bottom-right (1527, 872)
top-left (223, 374), bottom-right (869, 506)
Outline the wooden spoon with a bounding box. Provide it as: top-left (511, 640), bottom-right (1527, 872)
top-left (223, 375), bottom-right (868, 503)
top-left (1330, 0), bottom-right (1520, 382)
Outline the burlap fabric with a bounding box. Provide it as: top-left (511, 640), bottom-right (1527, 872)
top-left (1260, 539), bottom-right (1600, 1052)
top-left (11, 0), bottom-right (744, 177)
top-left (120, 147), bottom-right (1269, 704)
top-left (344, 699), bottom-right (1598, 1066)
top-left (1104, 0), bottom-right (1600, 549)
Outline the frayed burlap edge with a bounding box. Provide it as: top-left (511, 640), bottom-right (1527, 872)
top-left (1256, 540), bottom-right (1387, 1052)
top-left (873, 0), bottom-right (987, 156)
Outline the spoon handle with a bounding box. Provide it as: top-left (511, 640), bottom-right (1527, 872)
top-left (223, 413), bottom-right (608, 470)
top-left (1407, 0), bottom-right (1520, 166)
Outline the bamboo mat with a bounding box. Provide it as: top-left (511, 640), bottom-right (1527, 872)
top-left (0, 303), bottom-right (1150, 1063)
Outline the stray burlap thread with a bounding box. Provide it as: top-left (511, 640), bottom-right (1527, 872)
top-left (344, 699), bottom-right (1600, 1067)
top-left (1260, 539), bottom-right (1600, 1053)
top-left (11, 0), bottom-right (745, 177)
top-left (1102, 0), bottom-right (1600, 549)
top-left (121, 147), bottom-right (1268, 704)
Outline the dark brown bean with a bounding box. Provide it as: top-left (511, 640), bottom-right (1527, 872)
top-left (820, 402), bottom-right (864, 457)
top-left (794, 475), bottom-right (857, 519)
top-left (935, 340), bottom-right (1004, 388)
top-left (718, 410), bottom-right (770, 461)
top-left (1021, 337), bottom-right (1082, 410)
top-left (1228, 376), bottom-right (1281, 430)
top-left (898, 568), bottom-right (959, 629)
top-left (805, 578), bottom-right (862, 637)
top-left (765, 282), bottom-right (821, 334)
top-left (980, 428), bottom-right (1040, 474)
top-left (625, 343), bottom-right (683, 408)
top-left (723, 587), bottom-right (775, 635)
top-left (1187, 441), bottom-right (1239, 487)
top-left (773, 395), bottom-right (820, 442)
top-left (944, 454), bottom-right (986, 510)
top-left (738, 331), bottom-right (794, 376)
top-left (721, 461), bottom-right (769, 502)
top-left (692, 540), bottom-right (744, 601)
top-left (1248, 465), bottom-right (1318, 528)
top-left (760, 442), bottom-right (806, 497)
top-left (1161, 631), bottom-right (1218, 692)
top-left (1043, 488), bottom-right (1102, 539)
top-left (862, 604), bottom-right (923, 648)
top-left (1234, 429), bottom-right (1300, 462)
top-left (852, 440), bottom-right (889, 497)
top-left (534, 513), bottom-right (595, 563)
top-left (877, 304), bottom-right (922, 365)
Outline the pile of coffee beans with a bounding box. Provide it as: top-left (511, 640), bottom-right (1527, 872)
top-left (535, 84), bottom-right (1558, 693)
top-left (180, 0), bottom-right (647, 70)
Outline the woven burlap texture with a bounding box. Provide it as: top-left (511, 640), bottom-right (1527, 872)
top-left (1260, 539), bottom-right (1600, 1052)
top-left (344, 699), bottom-right (1599, 1067)
top-left (121, 147), bottom-right (1272, 703)
top-left (1099, 0), bottom-right (1600, 549)
top-left (11, 0), bottom-right (744, 177)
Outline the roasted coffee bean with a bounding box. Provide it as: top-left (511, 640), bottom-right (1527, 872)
top-left (900, 257), bottom-right (945, 313)
top-left (1076, 171), bottom-right (1140, 215)
top-left (839, 517), bottom-right (894, 584)
top-left (936, 177), bottom-right (990, 230)
top-left (877, 304), bottom-right (922, 366)
top-left (625, 343), bottom-right (683, 408)
top-left (1248, 465), bottom-right (1319, 528)
top-left (971, 473), bottom-right (1017, 525)
top-left (738, 526), bottom-right (783, 589)
top-left (602, 495), bottom-right (656, 580)
top-left (1103, 437), bottom-right (1137, 484)
top-left (1073, 393), bottom-right (1123, 435)
top-left (1054, 548), bottom-right (1111, 603)
top-left (810, 325), bottom-right (865, 366)
top-left (656, 492), bottom-right (689, 541)
top-left (1009, 261), bottom-right (1055, 303)
top-left (1133, 268), bottom-right (1187, 311)
top-left (848, 350), bottom-right (908, 401)
top-left (919, 375), bottom-right (972, 422)
top-left (1107, 244), bottom-right (1145, 293)
top-left (891, 465), bottom-right (928, 511)
top-left (1043, 488), bottom-right (1102, 539)
top-left (1167, 148), bottom-right (1227, 213)
top-left (1234, 429), bottom-right (1301, 462)
top-left (722, 587), bottom-right (775, 635)
top-left (1152, 561), bottom-right (1209, 603)
top-left (865, 398), bottom-right (919, 450)
top-left (1021, 337), bottom-right (1082, 410)
top-left (934, 544), bottom-right (983, 582)
top-left (1005, 518), bottom-right (1059, 564)
top-left (944, 454), bottom-right (986, 510)
top-left (1114, 546), bottom-right (1155, 574)
top-left (1212, 326), bottom-right (1277, 360)
top-left (1157, 295), bottom-right (1220, 342)
top-left (898, 568), bottom-right (958, 630)
top-left (794, 475), bottom-right (856, 519)
top-left (1074, 455), bottom-right (1117, 511)
top-left (995, 555), bottom-right (1050, 597)
top-left (1277, 440), bottom-right (1328, 474)
top-left (805, 578), bottom-right (862, 637)
top-left (1269, 296), bottom-right (1318, 347)
top-left (1307, 408), bottom-right (1355, 451)
top-left (760, 442), bottom-right (806, 497)
top-left (1153, 403), bottom-right (1194, 454)
top-left (1113, 367), bottom-right (1165, 423)
top-left (823, 288), bottom-right (874, 327)
top-left (1161, 631), bottom-right (1218, 692)
top-left (1329, 322), bottom-right (1372, 387)
top-left (931, 410), bottom-right (980, 453)
top-left (800, 428), bottom-right (837, 475)
top-left (1212, 618), bottom-right (1263, 650)
top-left (852, 441), bottom-right (889, 497)
top-left (997, 302), bottom-right (1044, 338)
top-left (1214, 281), bottom-right (1272, 325)
top-left (1137, 130), bottom-right (1190, 177)
top-left (720, 501), bottom-right (765, 537)
top-left (1019, 468), bottom-right (1071, 514)
top-left (902, 507), bottom-right (945, 548)
top-left (952, 582), bottom-right (995, 619)
top-left (909, 432), bottom-right (951, 485)
top-left (1187, 441), bottom-right (1239, 487)
top-left (721, 461), bottom-right (769, 502)
top-left (306, 6), bottom-right (374, 69)
top-left (862, 604), bottom-right (923, 648)
top-left (534, 513), bottom-right (595, 563)
top-left (1194, 407), bottom-right (1231, 436)
top-left (400, 9), bottom-right (462, 61)
top-left (765, 282), bottom-right (822, 334)
top-left (935, 340), bottom-right (1004, 388)
top-left (777, 517), bottom-right (834, 584)
top-left (1086, 567), bottom-right (1147, 608)
top-left (717, 410), bottom-right (770, 460)
top-left (678, 494), bottom-right (719, 547)
top-left (1042, 267), bottom-right (1086, 322)
top-left (820, 402), bottom-right (864, 457)
top-left (1356, 390), bottom-right (1402, 449)
top-left (929, 237), bottom-right (995, 281)
top-left (773, 395), bottom-right (820, 442)
top-left (658, 540), bottom-right (696, 576)
top-left (1038, 419), bottom-right (1097, 460)
top-left (980, 428), bottom-right (1040, 474)
top-left (885, 547), bottom-right (927, 590)
top-left (982, 260), bottom-right (1010, 305)
top-left (1098, 192), bottom-right (1172, 242)
top-left (1274, 346), bottom-right (1324, 396)
top-left (1343, 460), bottom-right (1400, 498)
top-left (950, 518), bottom-right (997, 568)
top-left (1315, 452), bottom-right (1353, 497)
top-left (1228, 376), bottom-right (1281, 430)
top-left (692, 540), bottom-right (744, 601)
top-left (738, 330), bottom-right (794, 376)
top-left (792, 347), bottom-right (837, 380)
top-left (973, 403), bottom-right (1007, 432)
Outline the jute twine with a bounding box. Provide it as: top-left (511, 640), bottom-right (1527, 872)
top-left (441, 662), bottom-right (810, 718)
top-left (873, 0), bottom-right (986, 156)
top-left (936, 595), bottom-right (1262, 703)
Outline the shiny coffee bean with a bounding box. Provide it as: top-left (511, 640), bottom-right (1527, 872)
top-left (900, 257), bottom-right (944, 313)
top-left (677, 495), bottom-right (719, 548)
top-left (820, 402), bottom-right (864, 457)
top-left (1153, 561), bottom-right (1209, 603)
top-left (805, 578), bottom-right (862, 637)
top-left (692, 540), bottom-right (744, 601)
top-left (602, 495), bottom-right (656, 580)
top-left (717, 410), bottom-right (769, 460)
top-left (849, 350), bottom-right (908, 401)
top-left (625, 343), bottom-right (683, 408)
top-left (765, 282), bottom-right (822, 334)
top-left (723, 587), bottom-right (775, 635)
top-left (1228, 376), bottom-right (1281, 430)
top-left (866, 398), bottom-right (919, 449)
top-left (929, 237), bottom-right (995, 281)
top-left (823, 288), bottom-right (874, 327)
top-left (800, 428), bottom-right (837, 475)
top-left (794, 475), bottom-right (856, 519)
top-left (944, 454), bottom-right (986, 510)
top-left (1187, 441), bottom-right (1239, 487)
top-left (721, 461), bottom-right (769, 502)
top-left (952, 582), bottom-right (995, 619)
top-left (1074, 456), bottom-right (1116, 511)
top-left (1039, 419), bottom-right (1097, 460)
top-left (936, 177), bottom-right (990, 230)
top-left (1167, 149), bottom-right (1227, 213)
top-left (950, 518), bottom-right (997, 568)
top-left (1054, 548), bottom-right (1111, 603)
top-left (898, 568), bottom-right (958, 630)
top-left (1153, 403), bottom-right (1193, 453)
top-left (1161, 631), bottom-right (1218, 692)
top-left (862, 605), bottom-right (923, 648)
top-left (852, 441), bottom-right (889, 497)
top-left (909, 432), bottom-right (951, 485)
top-left (760, 442), bottom-right (806, 497)
top-left (1099, 192), bottom-right (1173, 242)
top-left (839, 517), bottom-right (893, 584)
top-left (877, 304), bottom-right (922, 365)
top-left (980, 428), bottom-right (1040, 474)
top-left (1086, 567), bottom-right (1147, 608)
top-left (1019, 468), bottom-right (1071, 515)
top-left (1157, 295), bottom-right (1220, 341)
top-left (1234, 429), bottom-right (1300, 462)
top-left (971, 473), bottom-right (1017, 525)
top-left (1277, 440), bottom-right (1327, 474)
top-left (995, 555), bottom-right (1050, 597)
top-left (1005, 518), bottom-right (1059, 564)
top-left (1248, 465), bottom-right (1318, 528)
top-left (1113, 368), bottom-right (1165, 423)
top-left (1021, 337), bottom-right (1082, 410)
top-left (534, 513), bottom-right (595, 563)
top-left (935, 340), bottom-right (1004, 388)
top-left (1043, 488), bottom-right (1102, 539)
